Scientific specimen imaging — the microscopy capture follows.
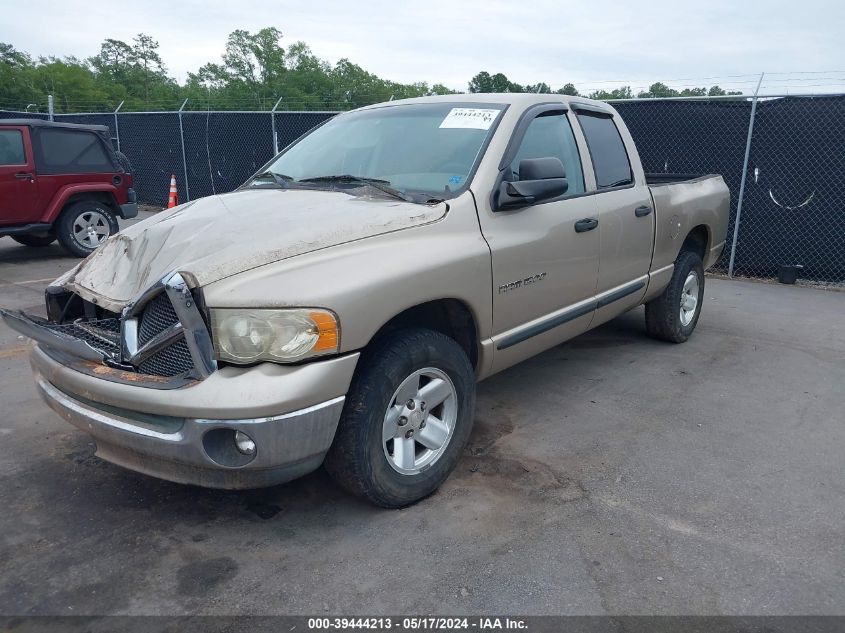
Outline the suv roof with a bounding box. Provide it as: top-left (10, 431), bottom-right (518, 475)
top-left (0, 119), bottom-right (110, 133)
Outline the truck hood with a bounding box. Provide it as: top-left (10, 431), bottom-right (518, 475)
top-left (59, 188), bottom-right (447, 312)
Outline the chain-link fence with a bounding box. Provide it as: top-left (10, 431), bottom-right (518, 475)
top-left (610, 95), bottom-right (845, 284)
top-left (0, 108), bottom-right (336, 205)
top-left (3, 94), bottom-right (844, 285)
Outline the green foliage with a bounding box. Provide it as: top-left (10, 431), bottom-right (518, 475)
top-left (556, 83), bottom-right (579, 96)
top-left (468, 72), bottom-right (743, 100)
top-left (468, 71), bottom-right (524, 93)
top-left (0, 29), bottom-right (456, 113)
top-left (635, 82), bottom-right (741, 99)
top-left (0, 34), bottom-right (745, 114)
top-left (588, 86), bottom-right (633, 100)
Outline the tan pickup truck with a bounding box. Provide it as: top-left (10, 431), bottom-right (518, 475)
top-left (2, 94), bottom-right (729, 507)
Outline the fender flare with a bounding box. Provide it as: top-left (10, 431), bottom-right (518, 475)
top-left (41, 184), bottom-right (120, 224)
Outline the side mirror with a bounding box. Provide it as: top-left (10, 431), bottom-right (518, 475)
top-left (495, 157), bottom-right (568, 211)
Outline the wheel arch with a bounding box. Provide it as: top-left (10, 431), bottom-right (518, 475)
top-left (42, 185), bottom-right (120, 223)
top-left (59, 191), bottom-right (121, 218)
top-left (365, 298), bottom-right (480, 370)
top-left (679, 224), bottom-right (710, 262)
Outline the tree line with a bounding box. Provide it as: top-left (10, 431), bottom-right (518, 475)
top-left (0, 28), bottom-right (453, 113)
top-left (467, 71), bottom-right (742, 100)
top-left (0, 28), bottom-right (742, 113)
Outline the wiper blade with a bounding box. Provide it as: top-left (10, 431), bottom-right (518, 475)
top-left (299, 174), bottom-right (391, 185)
top-left (250, 170), bottom-right (294, 187)
top-left (298, 175), bottom-right (413, 202)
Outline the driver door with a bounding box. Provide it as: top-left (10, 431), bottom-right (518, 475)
top-left (0, 127), bottom-right (39, 225)
top-left (475, 106), bottom-right (600, 374)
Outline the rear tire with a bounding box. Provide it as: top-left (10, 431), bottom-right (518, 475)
top-left (12, 233), bottom-right (56, 247)
top-left (56, 200), bottom-right (119, 258)
top-left (324, 328), bottom-right (476, 508)
top-left (645, 250), bottom-right (705, 343)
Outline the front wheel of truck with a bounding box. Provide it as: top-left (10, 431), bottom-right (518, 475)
top-left (324, 328), bottom-right (476, 508)
top-left (645, 250), bottom-right (705, 343)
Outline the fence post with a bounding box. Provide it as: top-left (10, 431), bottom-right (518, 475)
top-left (113, 101), bottom-right (124, 152)
top-left (270, 96), bottom-right (283, 154)
top-left (728, 72), bottom-right (764, 277)
top-left (47, 95), bottom-right (54, 121)
top-left (178, 98), bottom-right (191, 202)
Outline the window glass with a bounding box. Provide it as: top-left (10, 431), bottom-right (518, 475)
top-left (261, 103), bottom-right (504, 197)
top-left (34, 129), bottom-right (114, 173)
top-left (0, 130), bottom-right (26, 165)
top-left (575, 112), bottom-right (633, 188)
top-left (508, 112), bottom-right (584, 196)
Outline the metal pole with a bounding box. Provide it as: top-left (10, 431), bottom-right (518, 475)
top-left (47, 94), bottom-right (54, 121)
top-left (270, 96), bottom-right (283, 154)
top-left (728, 72), bottom-right (764, 277)
top-left (178, 98), bottom-right (191, 202)
top-left (114, 101), bottom-right (124, 152)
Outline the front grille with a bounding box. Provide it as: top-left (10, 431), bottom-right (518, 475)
top-left (138, 293), bottom-right (180, 346)
top-left (138, 338), bottom-right (194, 376)
top-left (43, 318), bottom-right (121, 358)
top-left (45, 277), bottom-right (212, 381)
top-left (134, 292), bottom-right (195, 377)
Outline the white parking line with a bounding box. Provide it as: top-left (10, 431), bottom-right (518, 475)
top-left (0, 277), bottom-right (56, 289)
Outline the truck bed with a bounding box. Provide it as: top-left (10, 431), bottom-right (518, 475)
top-left (645, 173), bottom-right (720, 186)
top-left (646, 173), bottom-right (731, 272)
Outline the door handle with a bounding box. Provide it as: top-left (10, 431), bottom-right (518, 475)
top-left (15, 172), bottom-right (34, 181)
top-left (635, 205), bottom-right (652, 217)
top-left (574, 218), bottom-right (599, 233)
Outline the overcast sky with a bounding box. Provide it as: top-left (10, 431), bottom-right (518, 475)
top-left (4, 0), bottom-right (844, 94)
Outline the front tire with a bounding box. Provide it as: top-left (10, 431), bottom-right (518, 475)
top-left (12, 233), bottom-right (56, 247)
top-left (645, 250), bottom-right (705, 343)
top-left (324, 328), bottom-right (476, 508)
top-left (56, 200), bottom-right (119, 258)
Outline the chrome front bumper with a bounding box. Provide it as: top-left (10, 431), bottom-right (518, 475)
top-left (26, 344), bottom-right (359, 489)
top-left (34, 370), bottom-right (346, 489)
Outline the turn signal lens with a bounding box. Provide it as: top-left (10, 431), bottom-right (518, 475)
top-left (311, 311), bottom-right (339, 352)
top-left (210, 308), bottom-right (339, 364)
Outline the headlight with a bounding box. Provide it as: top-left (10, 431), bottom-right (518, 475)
top-left (210, 308), bottom-right (339, 364)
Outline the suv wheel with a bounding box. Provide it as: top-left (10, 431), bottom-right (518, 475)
top-left (56, 201), bottom-right (119, 257)
top-left (324, 328), bottom-right (476, 508)
top-left (644, 250), bottom-right (705, 343)
top-left (12, 233), bottom-right (56, 248)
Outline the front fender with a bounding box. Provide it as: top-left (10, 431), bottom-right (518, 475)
top-left (202, 199), bottom-right (493, 357)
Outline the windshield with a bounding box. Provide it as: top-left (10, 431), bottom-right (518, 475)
top-left (252, 102), bottom-right (505, 199)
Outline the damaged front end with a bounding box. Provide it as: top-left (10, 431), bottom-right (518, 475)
top-left (1, 271), bottom-right (216, 387)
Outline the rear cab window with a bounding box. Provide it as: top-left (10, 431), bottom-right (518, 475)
top-left (0, 129), bottom-right (27, 165)
top-left (575, 111), bottom-right (633, 189)
top-left (508, 111), bottom-right (585, 196)
top-left (33, 129), bottom-right (114, 174)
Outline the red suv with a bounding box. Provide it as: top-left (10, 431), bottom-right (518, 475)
top-left (0, 119), bottom-right (137, 257)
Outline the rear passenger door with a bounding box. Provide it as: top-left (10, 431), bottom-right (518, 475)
top-left (476, 105), bottom-right (600, 373)
top-left (574, 106), bottom-right (654, 322)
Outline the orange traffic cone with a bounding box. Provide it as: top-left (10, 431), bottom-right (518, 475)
top-left (167, 174), bottom-right (178, 208)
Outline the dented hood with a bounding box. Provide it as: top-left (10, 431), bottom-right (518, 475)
top-left (60, 188), bottom-right (446, 311)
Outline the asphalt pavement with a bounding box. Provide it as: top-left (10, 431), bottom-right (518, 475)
top-left (0, 214), bottom-right (843, 615)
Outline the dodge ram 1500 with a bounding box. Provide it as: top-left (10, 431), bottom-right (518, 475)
top-left (1, 94), bottom-right (729, 507)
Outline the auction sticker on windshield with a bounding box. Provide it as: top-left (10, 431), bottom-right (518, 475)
top-left (439, 108), bottom-right (500, 130)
